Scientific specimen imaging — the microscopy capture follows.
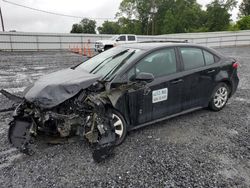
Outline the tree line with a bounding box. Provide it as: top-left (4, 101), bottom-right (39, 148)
top-left (70, 0), bottom-right (250, 34)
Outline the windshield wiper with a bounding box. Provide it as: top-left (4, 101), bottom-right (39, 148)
top-left (91, 50), bottom-right (129, 74)
top-left (102, 50), bottom-right (136, 81)
top-left (111, 49), bottom-right (129, 59)
top-left (90, 56), bottom-right (112, 74)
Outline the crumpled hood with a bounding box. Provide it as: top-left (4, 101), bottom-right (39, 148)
top-left (25, 68), bottom-right (101, 109)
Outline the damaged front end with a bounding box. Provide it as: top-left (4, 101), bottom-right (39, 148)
top-left (1, 85), bottom-right (117, 162)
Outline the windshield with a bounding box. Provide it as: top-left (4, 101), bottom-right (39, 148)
top-left (110, 35), bottom-right (118, 40)
top-left (76, 47), bottom-right (143, 81)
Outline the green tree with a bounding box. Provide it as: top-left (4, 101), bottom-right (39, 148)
top-left (239, 0), bottom-right (250, 17)
top-left (80, 18), bottom-right (96, 34)
top-left (227, 22), bottom-right (239, 31)
top-left (237, 15), bottom-right (250, 30)
top-left (155, 0), bottom-right (206, 34)
top-left (117, 0), bottom-right (207, 35)
top-left (70, 18), bottom-right (96, 34)
top-left (118, 0), bottom-right (155, 35)
top-left (116, 0), bottom-right (236, 34)
top-left (118, 17), bottom-right (142, 34)
top-left (97, 21), bottom-right (120, 34)
top-left (70, 24), bottom-right (83, 33)
top-left (205, 0), bottom-right (237, 31)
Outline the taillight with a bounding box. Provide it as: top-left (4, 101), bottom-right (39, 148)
top-left (232, 62), bottom-right (239, 69)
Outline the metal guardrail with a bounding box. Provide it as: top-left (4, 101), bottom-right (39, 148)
top-left (0, 30), bottom-right (250, 51)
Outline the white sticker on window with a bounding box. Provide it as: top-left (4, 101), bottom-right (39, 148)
top-left (152, 88), bottom-right (168, 103)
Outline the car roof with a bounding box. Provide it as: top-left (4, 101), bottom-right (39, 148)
top-left (119, 42), bottom-right (224, 58)
top-left (120, 42), bottom-right (204, 51)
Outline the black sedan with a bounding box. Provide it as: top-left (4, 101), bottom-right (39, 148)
top-left (1, 42), bottom-right (239, 162)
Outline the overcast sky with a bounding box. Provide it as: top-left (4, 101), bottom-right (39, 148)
top-left (0, 0), bottom-right (242, 33)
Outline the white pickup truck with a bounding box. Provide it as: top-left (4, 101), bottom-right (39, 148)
top-left (95, 34), bottom-right (137, 52)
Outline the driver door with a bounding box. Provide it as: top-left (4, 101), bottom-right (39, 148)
top-left (116, 35), bottom-right (127, 45)
top-left (127, 48), bottom-right (183, 126)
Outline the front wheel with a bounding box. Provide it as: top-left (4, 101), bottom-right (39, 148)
top-left (111, 110), bottom-right (127, 145)
top-left (209, 83), bottom-right (230, 111)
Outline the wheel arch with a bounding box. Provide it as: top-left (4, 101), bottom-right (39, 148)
top-left (216, 79), bottom-right (232, 97)
top-left (104, 102), bottom-right (130, 127)
top-left (104, 103), bottom-right (128, 145)
top-left (214, 70), bottom-right (233, 97)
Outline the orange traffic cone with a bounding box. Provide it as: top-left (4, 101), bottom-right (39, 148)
top-left (87, 44), bottom-right (92, 58)
top-left (83, 44), bottom-right (87, 56)
top-left (75, 45), bottom-right (79, 53)
top-left (78, 47), bottom-right (82, 55)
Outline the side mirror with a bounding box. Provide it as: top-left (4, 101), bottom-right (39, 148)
top-left (135, 72), bottom-right (154, 83)
top-left (116, 38), bottom-right (120, 42)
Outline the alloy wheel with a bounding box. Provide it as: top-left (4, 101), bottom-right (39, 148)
top-left (213, 86), bottom-right (228, 109)
top-left (112, 114), bottom-right (124, 139)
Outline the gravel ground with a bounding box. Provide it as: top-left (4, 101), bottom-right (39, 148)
top-left (0, 48), bottom-right (249, 188)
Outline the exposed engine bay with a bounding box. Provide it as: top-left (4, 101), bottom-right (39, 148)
top-left (0, 79), bottom-right (126, 163)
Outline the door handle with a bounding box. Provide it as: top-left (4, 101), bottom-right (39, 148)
top-left (171, 79), bottom-right (183, 84)
top-left (207, 69), bottom-right (215, 74)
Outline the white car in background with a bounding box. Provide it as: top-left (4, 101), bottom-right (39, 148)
top-left (95, 34), bottom-right (137, 52)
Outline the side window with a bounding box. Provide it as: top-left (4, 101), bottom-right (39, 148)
top-left (180, 48), bottom-right (205, 70)
top-left (128, 48), bottom-right (177, 79)
top-left (118, 36), bottom-right (126, 41)
top-left (128, 36), bottom-right (136, 41)
top-left (203, 50), bottom-right (215, 65)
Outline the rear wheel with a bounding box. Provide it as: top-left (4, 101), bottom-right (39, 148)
top-left (111, 110), bottom-right (127, 145)
top-left (209, 83), bottom-right (230, 111)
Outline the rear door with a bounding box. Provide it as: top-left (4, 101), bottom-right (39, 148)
top-left (177, 47), bottom-right (220, 110)
top-left (127, 35), bottom-right (136, 43)
top-left (199, 50), bottom-right (221, 104)
top-left (127, 48), bottom-right (183, 126)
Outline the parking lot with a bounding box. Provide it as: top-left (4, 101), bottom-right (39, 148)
top-left (0, 47), bottom-right (249, 187)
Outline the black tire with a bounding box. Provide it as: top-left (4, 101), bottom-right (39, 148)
top-left (110, 109), bottom-right (127, 146)
top-left (209, 83), bottom-right (230, 111)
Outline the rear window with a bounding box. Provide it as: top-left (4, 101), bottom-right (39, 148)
top-left (128, 36), bottom-right (136, 41)
top-left (180, 48), bottom-right (205, 70)
top-left (203, 50), bottom-right (215, 65)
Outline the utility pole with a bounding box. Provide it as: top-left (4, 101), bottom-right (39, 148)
top-left (0, 7), bottom-right (5, 32)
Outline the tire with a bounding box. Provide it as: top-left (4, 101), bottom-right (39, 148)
top-left (110, 109), bottom-right (127, 146)
top-left (209, 83), bottom-right (230, 111)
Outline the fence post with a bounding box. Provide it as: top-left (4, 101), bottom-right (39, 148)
top-left (81, 36), bottom-right (83, 51)
top-left (9, 34), bottom-right (13, 51)
top-left (36, 35), bottom-right (39, 51)
top-left (59, 36), bottom-right (62, 51)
